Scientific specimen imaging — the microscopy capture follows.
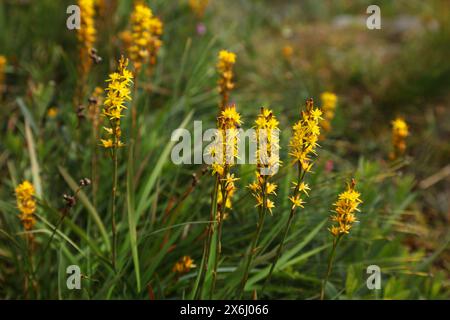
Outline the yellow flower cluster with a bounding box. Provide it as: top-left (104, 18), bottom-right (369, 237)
top-left (248, 108), bottom-right (281, 214)
top-left (289, 98), bottom-right (322, 173)
top-left (329, 179), bottom-right (362, 237)
top-left (391, 117), bottom-right (409, 159)
top-left (101, 56), bottom-right (133, 148)
top-left (0, 55), bottom-right (6, 94)
top-left (129, 3), bottom-right (163, 71)
top-left (255, 107), bottom-right (281, 173)
top-left (210, 105), bottom-right (242, 211)
top-left (217, 50), bottom-right (236, 109)
top-left (172, 255), bottom-right (196, 274)
top-left (188, 0), bottom-right (209, 18)
top-left (77, 0), bottom-right (97, 75)
top-left (15, 181), bottom-right (37, 231)
top-left (217, 173), bottom-right (238, 212)
top-left (320, 92), bottom-right (337, 135)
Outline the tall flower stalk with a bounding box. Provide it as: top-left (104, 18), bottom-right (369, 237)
top-left (239, 107), bottom-right (280, 298)
top-left (193, 50), bottom-right (237, 299)
top-left (76, 0), bottom-right (96, 105)
top-left (321, 179), bottom-right (362, 300)
top-left (100, 56), bottom-right (133, 270)
top-left (263, 98), bottom-right (322, 292)
top-left (209, 105), bottom-right (241, 298)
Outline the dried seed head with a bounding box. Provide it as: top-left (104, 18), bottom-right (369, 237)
top-left (79, 178), bottom-right (91, 187)
top-left (89, 48), bottom-right (103, 64)
top-left (191, 173), bottom-right (199, 187)
top-left (63, 194), bottom-right (76, 208)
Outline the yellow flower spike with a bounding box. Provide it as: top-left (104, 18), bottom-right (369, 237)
top-left (289, 98), bottom-right (322, 169)
top-left (328, 179), bottom-right (363, 237)
top-left (247, 107), bottom-right (280, 228)
top-left (129, 3), bottom-right (163, 71)
top-left (390, 117), bottom-right (409, 159)
top-left (217, 50), bottom-right (236, 109)
top-left (101, 56), bottom-right (133, 149)
top-left (319, 92), bottom-right (337, 137)
top-left (77, 0), bottom-right (97, 75)
top-left (15, 181), bottom-right (37, 232)
top-left (321, 179), bottom-right (363, 299)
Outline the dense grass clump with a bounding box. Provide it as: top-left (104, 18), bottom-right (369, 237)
top-left (0, 0), bottom-right (449, 300)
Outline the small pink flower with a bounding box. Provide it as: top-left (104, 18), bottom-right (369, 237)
top-left (196, 23), bottom-right (206, 36)
top-left (325, 160), bottom-right (334, 172)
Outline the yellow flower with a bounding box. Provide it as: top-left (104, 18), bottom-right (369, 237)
top-left (101, 56), bottom-right (133, 148)
top-left (266, 199), bottom-right (275, 214)
top-left (77, 0), bottom-right (96, 75)
top-left (266, 182), bottom-right (277, 195)
top-left (15, 181), bottom-right (37, 231)
top-left (320, 92), bottom-right (337, 136)
top-left (217, 173), bottom-right (238, 210)
top-left (47, 107), bottom-right (58, 118)
top-left (172, 256), bottom-right (196, 274)
top-left (289, 195), bottom-right (305, 209)
top-left (329, 179), bottom-right (363, 237)
top-left (390, 117), bottom-right (409, 159)
top-left (188, 0), bottom-right (209, 18)
top-left (129, 3), bottom-right (163, 71)
top-left (217, 50), bottom-right (236, 109)
top-left (282, 45), bottom-right (294, 60)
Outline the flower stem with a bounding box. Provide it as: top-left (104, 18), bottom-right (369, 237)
top-left (262, 165), bottom-right (304, 294)
top-left (193, 175), bottom-right (219, 299)
top-left (111, 140), bottom-right (118, 271)
top-left (320, 236), bottom-right (341, 300)
top-left (238, 176), bottom-right (268, 299)
top-left (210, 174), bottom-right (228, 299)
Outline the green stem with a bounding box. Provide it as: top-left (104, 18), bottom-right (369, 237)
top-left (210, 175), bottom-right (228, 299)
top-left (262, 164), bottom-right (304, 294)
top-left (238, 176), bottom-right (268, 299)
top-left (111, 140), bottom-right (118, 271)
top-left (192, 175), bottom-right (219, 299)
top-left (262, 206), bottom-right (295, 294)
top-left (320, 235), bottom-right (341, 300)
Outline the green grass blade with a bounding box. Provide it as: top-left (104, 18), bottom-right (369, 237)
top-left (127, 141), bottom-right (141, 292)
top-left (136, 110), bottom-right (194, 218)
top-left (24, 120), bottom-right (42, 198)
